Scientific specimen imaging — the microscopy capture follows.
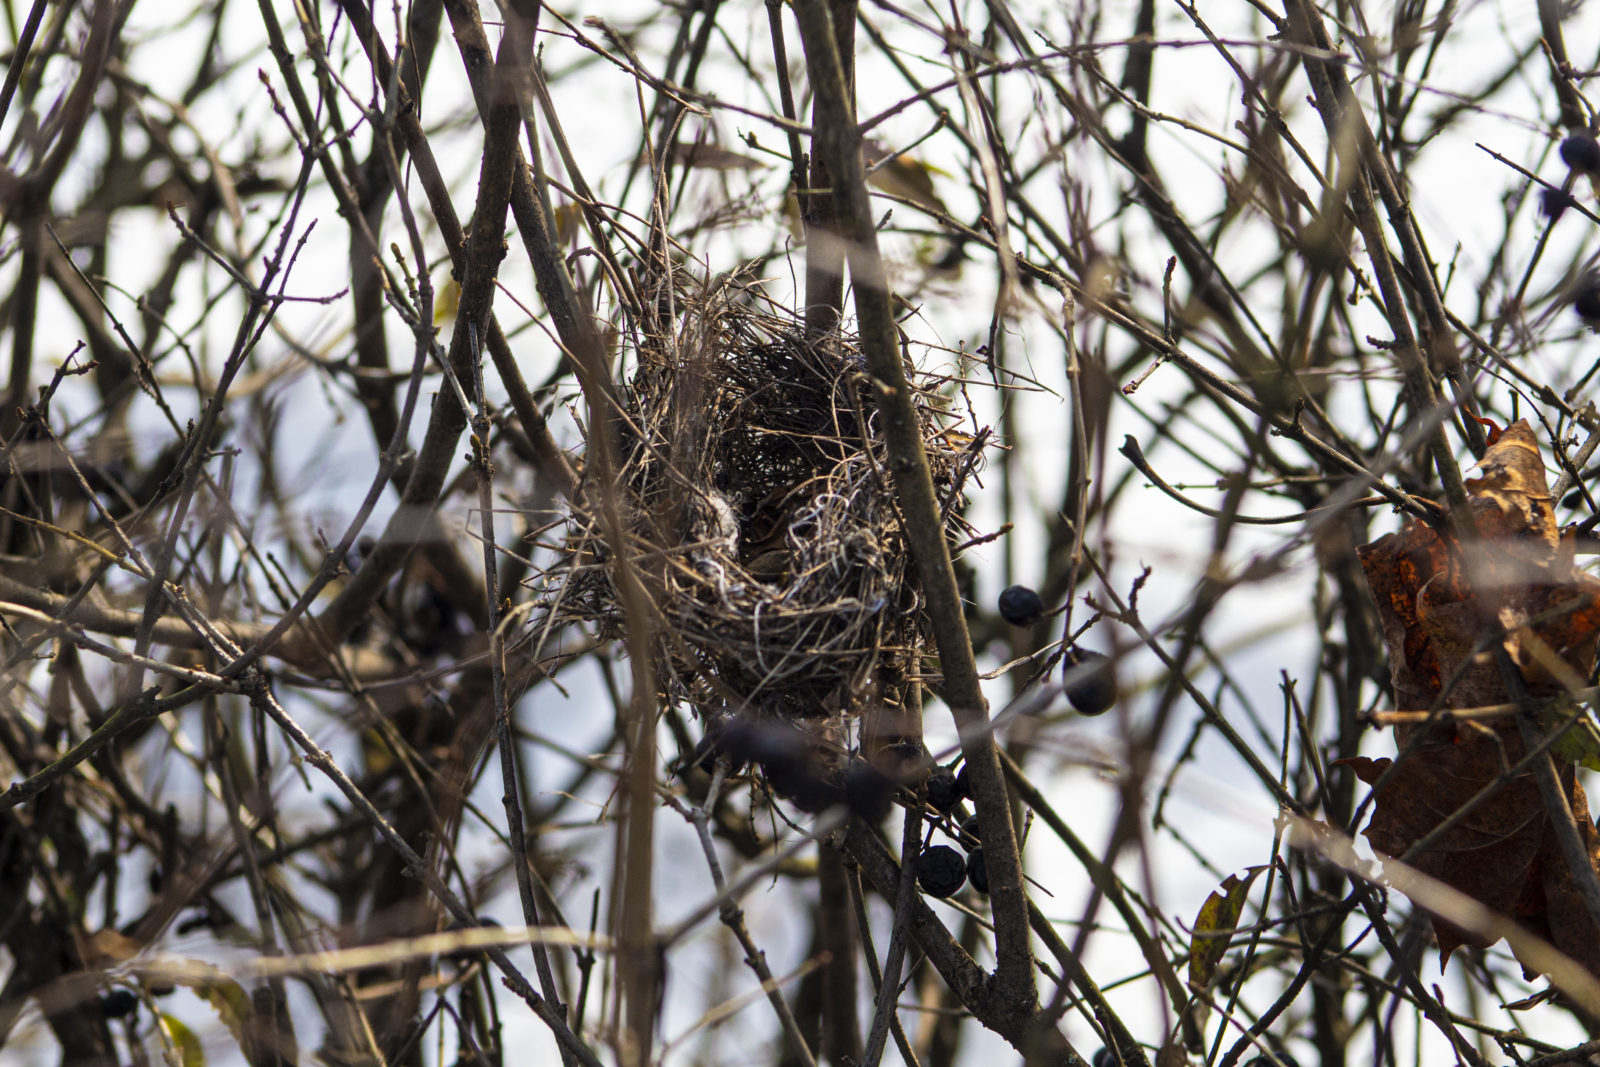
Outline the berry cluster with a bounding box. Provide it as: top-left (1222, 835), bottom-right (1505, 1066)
top-left (680, 717), bottom-right (897, 820)
top-left (995, 585), bottom-right (1117, 716)
top-left (914, 758), bottom-right (991, 897)
top-left (676, 589), bottom-right (1122, 903)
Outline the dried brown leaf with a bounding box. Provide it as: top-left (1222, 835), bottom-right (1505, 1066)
top-left (1353, 419), bottom-right (1600, 974)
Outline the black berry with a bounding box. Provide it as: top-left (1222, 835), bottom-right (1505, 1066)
top-left (954, 761), bottom-right (973, 800)
top-left (1245, 1056), bottom-right (1300, 1067)
top-left (959, 814), bottom-right (982, 846)
top-left (1064, 648), bottom-right (1116, 715)
top-left (753, 724), bottom-right (841, 812)
top-left (916, 845), bottom-right (967, 898)
top-left (884, 739), bottom-right (923, 765)
top-left (680, 719), bottom-right (749, 778)
top-left (1561, 133), bottom-right (1600, 174)
top-left (998, 584), bottom-right (1045, 625)
top-left (768, 762), bottom-right (841, 812)
top-left (1093, 1049), bottom-right (1116, 1067)
top-left (1577, 275), bottom-right (1600, 327)
top-left (966, 847), bottom-right (988, 893)
top-left (679, 733), bottom-right (714, 778)
top-left (927, 766), bottom-right (961, 813)
top-left (844, 760), bottom-right (894, 822)
top-left (1542, 186), bottom-right (1576, 220)
top-left (98, 990), bottom-right (139, 1019)
top-left (718, 718), bottom-right (765, 765)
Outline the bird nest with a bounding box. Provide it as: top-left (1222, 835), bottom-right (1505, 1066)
top-left (547, 268), bottom-right (980, 725)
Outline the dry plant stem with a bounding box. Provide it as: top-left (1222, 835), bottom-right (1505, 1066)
top-left (1216, 894), bottom-right (1363, 1067)
top-left (205, 698), bottom-right (297, 1063)
top-left (1058, 291), bottom-right (1094, 632)
top-left (764, 0), bottom-right (809, 191)
top-left (0, 685), bottom-right (181, 812)
top-left (331, 0), bottom-right (578, 501)
top-left (1528, 1039), bottom-right (1600, 1067)
top-left (294, 0), bottom-right (590, 660)
top-left (1551, 423), bottom-right (1600, 503)
top-left (440, 0), bottom-right (626, 479)
top-left (125, 271), bottom-right (286, 688)
top-left (1023, 900), bottom-right (1149, 1067)
top-left (1096, 299), bottom-right (1434, 520)
top-left (685, 769), bottom-right (818, 1067)
top-left (792, 68), bottom-right (1431, 529)
top-left (841, 821), bottom-right (1078, 1059)
top-left (791, 0), bottom-right (1035, 1012)
top-left (124, 164), bottom-right (318, 686)
top-left (848, 860), bottom-right (920, 1067)
top-left (524, 63), bottom-right (638, 317)
top-left (935, 241), bottom-right (1429, 522)
top-left (469, 337), bottom-right (572, 1067)
top-left (593, 367), bottom-right (664, 1060)
top-left (274, 3), bottom-right (584, 1048)
top-left (438, 3), bottom-right (662, 1049)
top-left (344, 0), bottom-right (443, 459)
top-left (1121, 435), bottom-right (1393, 525)
top-left (233, 0), bottom-right (452, 671)
top-left (0, 0), bottom-right (46, 131)
top-left (818, 846), bottom-right (864, 1062)
top-left (1536, 0), bottom-right (1588, 132)
top-left (660, 823), bottom-right (839, 948)
top-left (861, 805), bottom-right (923, 1066)
top-left (1368, 699), bottom-right (1600, 724)
top-left (801, 0), bottom-right (857, 340)
top-left (997, 750), bottom-right (1187, 1018)
top-left (1351, 884), bottom-right (1488, 1067)
top-left (236, 669), bottom-right (602, 1066)
top-left (1282, 0), bottom-right (1479, 499)
top-left (2, 0), bottom-right (114, 435)
top-left (1075, 543), bottom-right (1300, 813)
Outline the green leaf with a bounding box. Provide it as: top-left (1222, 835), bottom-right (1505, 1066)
top-left (1542, 703), bottom-right (1600, 771)
top-left (1187, 865), bottom-right (1268, 991)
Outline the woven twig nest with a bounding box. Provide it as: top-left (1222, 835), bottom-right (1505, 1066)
top-left (548, 267), bottom-right (979, 728)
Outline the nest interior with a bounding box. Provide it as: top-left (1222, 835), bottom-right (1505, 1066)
top-left (550, 268), bottom-right (979, 733)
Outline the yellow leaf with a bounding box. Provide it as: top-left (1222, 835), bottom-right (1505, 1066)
top-left (864, 139), bottom-right (951, 217)
top-left (157, 1013), bottom-right (206, 1067)
top-left (1187, 865), bottom-right (1268, 991)
top-left (433, 278), bottom-right (460, 326)
top-left (195, 977), bottom-right (255, 1059)
top-left (663, 140), bottom-right (768, 171)
top-left (553, 202), bottom-right (585, 247)
top-left (780, 185), bottom-right (804, 242)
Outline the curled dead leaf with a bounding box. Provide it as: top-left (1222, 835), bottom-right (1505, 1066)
top-left (1353, 419), bottom-right (1600, 976)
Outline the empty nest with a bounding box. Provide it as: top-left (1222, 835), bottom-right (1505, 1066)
top-left (548, 268), bottom-right (980, 725)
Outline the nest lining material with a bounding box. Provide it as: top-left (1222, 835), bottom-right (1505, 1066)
top-left (549, 270), bottom-right (979, 723)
